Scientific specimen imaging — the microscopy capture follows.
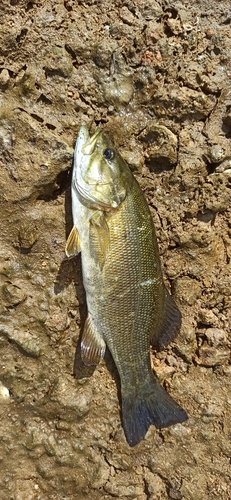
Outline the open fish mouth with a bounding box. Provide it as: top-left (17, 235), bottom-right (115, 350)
top-left (75, 125), bottom-right (102, 164)
top-left (81, 127), bottom-right (102, 155)
top-left (74, 125), bottom-right (104, 186)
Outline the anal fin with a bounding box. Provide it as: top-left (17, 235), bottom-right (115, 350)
top-left (81, 314), bottom-right (106, 366)
top-left (65, 225), bottom-right (81, 257)
top-left (151, 287), bottom-right (182, 351)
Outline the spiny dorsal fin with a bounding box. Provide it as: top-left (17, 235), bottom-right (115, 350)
top-left (89, 211), bottom-right (110, 269)
top-left (65, 225), bottom-right (81, 257)
top-left (81, 314), bottom-right (106, 366)
top-left (151, 287), bottom-right (182, 351)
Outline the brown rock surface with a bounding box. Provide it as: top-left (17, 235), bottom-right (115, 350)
top-left (0, 1), bottom-right (230, 499)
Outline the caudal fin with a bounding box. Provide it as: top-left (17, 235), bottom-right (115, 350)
top-left (122, 380), bottom-right (188, 447)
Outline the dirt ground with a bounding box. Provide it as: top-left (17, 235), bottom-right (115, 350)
top-left (0, 0), bottom-right (230, 498)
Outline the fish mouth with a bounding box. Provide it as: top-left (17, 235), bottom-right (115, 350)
top-left (81, 127), bottom-right (102, 155)
top-left (75, 125), bottom-right (89, 159)
top-left (74, 125), bottom-right (101, 172)
top-left (75, 125), bottom-right (101, 159)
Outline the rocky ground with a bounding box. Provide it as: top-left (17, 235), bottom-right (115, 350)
top-left (0, 0), bottom-right (230, 499)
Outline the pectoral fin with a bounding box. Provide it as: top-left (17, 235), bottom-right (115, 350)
top-left (81, 314), bottom-right (106, 366)
top-left (151, 287), bottom-right (182, 350)
top-left (89, 211), bottom-right (109, 268)
top-left (65, 225), bottom-right (81, 257)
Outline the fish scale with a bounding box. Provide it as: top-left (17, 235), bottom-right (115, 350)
top-left (65, 125), bottom-right (188, 446)
top-left (101, 185), bottom-right (160, 378)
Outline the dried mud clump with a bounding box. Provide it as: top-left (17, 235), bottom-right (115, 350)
top-left (0, 1), bottom-right (230, 499)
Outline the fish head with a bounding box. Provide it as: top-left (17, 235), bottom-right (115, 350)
top-left (72, 126), bottom-right (132, 210)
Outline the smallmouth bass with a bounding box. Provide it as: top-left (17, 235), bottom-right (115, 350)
top-left (66, 126), bottom-right (188, 446)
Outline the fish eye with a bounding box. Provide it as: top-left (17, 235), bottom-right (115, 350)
top-left (103, 149), bottom-right (114, 161)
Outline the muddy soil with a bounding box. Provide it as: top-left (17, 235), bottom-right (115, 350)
top-left (0, 0), bottom-right (230, 499)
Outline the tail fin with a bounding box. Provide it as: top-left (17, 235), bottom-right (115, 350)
top-left (122, 380), bottom-right (188, 447)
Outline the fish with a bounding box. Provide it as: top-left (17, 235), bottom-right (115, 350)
top-left (65, 125), bottom-right (188, 447)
